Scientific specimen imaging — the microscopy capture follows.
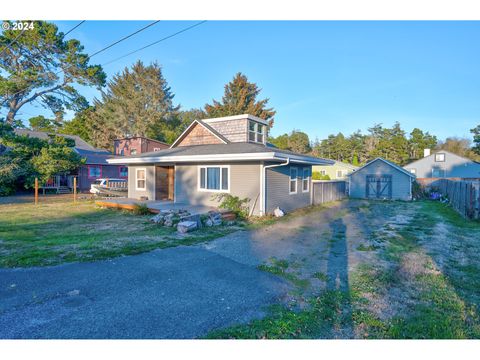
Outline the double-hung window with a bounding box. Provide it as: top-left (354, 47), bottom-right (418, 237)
top-left (302, 168), bottom-right (310, 192)
top-left (136, 168), bottom-right (146, 190)
top-left (199, 166), bottom-right (229, 192)
top-left (289, 167), bottom-right (298, 194)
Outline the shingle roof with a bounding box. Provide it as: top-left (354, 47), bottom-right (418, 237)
top-left (108, 142), bottom-right (333, 165)
top-left (14, 129), bottom-right (100, 151)
top-left (350, 157), bottom-right (415, 178)
top-left (74, 148), bottom-right (121, 165)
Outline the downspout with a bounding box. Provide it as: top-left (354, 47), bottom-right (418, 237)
top-left (261, 158), bottom-right (290, 216)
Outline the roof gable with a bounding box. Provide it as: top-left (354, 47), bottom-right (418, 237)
top-left (170, 120), bottom-right (230, 148)
top-left (351, 157), bottom-right (415, 178)
top-left (403, 150), bottom-right (479, 168)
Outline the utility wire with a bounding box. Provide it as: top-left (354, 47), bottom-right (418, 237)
top-left (62, 20), bottom-right (86, 38)
top-left (0, 24), bottom-right (28, 58)
top-left (102, 20), bottom-right (207, 66)
top-left (89, 20), bottom-right (160, 59)
top-left (4, 20), bottom-right (162, 100)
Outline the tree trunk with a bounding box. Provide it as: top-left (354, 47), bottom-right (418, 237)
top-left (6, 109), bottom-right (17, 124)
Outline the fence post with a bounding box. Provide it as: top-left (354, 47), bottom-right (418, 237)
top-left (34, 178), bottom-right (38, 205)
top-left (73, 177), bottom-right (77, 203)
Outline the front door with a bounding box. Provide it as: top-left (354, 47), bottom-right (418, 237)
top-left (366, 175), bottom-right (392, 199)
top-left (155, 166), bottom-right (174, 201)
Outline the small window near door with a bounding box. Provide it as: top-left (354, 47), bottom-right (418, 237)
top-left (435, 153), bottom-right (445, 162)
top-left (88, 165), bottom-right (101, 179)
top-left (302, 168), bottom-right (310, 192)
top-left (289, 167), bottom-right (298, 194)
top-left (119, 166), bottom-right (128, 178)
top-left (136, 168), bottom-right (146, 190)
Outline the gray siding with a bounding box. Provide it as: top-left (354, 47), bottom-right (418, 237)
top-left (265, 164), bottom-right (312, 213)
top-left (175, 162), bottom-right (262, 215)
top-left (349, 159), bottom-right (412, 200)
top-left (128, 165), bottom-right (156, 200)
top-left (403, 151), bottom-right (480, 179)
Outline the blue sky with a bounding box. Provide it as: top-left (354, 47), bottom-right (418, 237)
top-left (15, 21), bottom-right (480, 141)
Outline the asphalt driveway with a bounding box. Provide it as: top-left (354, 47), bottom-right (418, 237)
top-left (0, 246), bottom-right (289, 339)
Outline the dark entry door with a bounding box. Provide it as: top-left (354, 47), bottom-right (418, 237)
top-left (366, 175), bottom-right (392, 199)
top-left (155, 166), bottom-right (174, 201)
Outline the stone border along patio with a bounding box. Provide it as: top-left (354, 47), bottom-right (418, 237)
top-left (95, 198), bottom-right (237, 234)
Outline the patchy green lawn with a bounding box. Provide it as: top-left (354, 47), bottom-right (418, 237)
top-left (0, 199), bottom-right (235, 268)
top-left (207, 200), bottom-right (480, 339)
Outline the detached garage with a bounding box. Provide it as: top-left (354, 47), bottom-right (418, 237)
top-left (348, 157), bottom-right (415, 200)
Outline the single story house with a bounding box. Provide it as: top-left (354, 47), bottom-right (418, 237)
top-left (348, 157), bottom-right (415, 200)
top-left (403, 149), bottom-right (480, 180)
top-left (14, 129), bottom-right (127, 192)
top-left (107, 114), bottom-right (333, 215)
top-left (313, 161), bottom-right (358, 180)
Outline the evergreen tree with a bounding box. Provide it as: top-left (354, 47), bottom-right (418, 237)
top-left (0, 21), bottom-right (105, 124)
top-left (82, 61), bottom-right (181, 148)
top-left (471, 124), bottom-right (480, 155)
top-left (204, 72), bottom-right (276, 127)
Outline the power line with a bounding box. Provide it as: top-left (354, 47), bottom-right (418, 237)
top-left (0, 24), bottom-right (28, 58)
top-left (62, 20), bottom-right (86, 38)
top-left (3, 20), bottom-right (162, 100)
top-left (102, 20), bottom-right (207, 66)
top-left (89, 20), bottom-right (160, 59)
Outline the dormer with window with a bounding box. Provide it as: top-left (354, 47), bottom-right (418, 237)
top-left (172, 114), bottom-right (270, 147)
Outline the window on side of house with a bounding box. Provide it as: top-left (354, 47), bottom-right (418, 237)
top-left (302, 168), bottom-right (310, 192)
top-left (131, 148), bottom-right (137, 155)
top-left (289, 167), bottom-right (298, 194)
top-left (136, 168), bottom-right (146, 190)
top-left (88, 165), bottom-right (101, 179)
top-left (336, 170), bottom-right (344, 178)
top-left (199, 166), bottom-right (229, 192)
top-left (153, 148), bottom-right (161, 152)
top-left (409, 168), bottom-right (417, 175)
top-left (320, 170), bottom-right (326, 176)
top-left (435, 153), bottom-right (445, 162)
top-left (119, 166), bottom-right (128, 178)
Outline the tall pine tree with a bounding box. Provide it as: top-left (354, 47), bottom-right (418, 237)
top-left (204, 73), bottom-right (276, 127)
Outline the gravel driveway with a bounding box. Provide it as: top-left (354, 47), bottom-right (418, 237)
top-left (0, 246), bottom-right (289, 339)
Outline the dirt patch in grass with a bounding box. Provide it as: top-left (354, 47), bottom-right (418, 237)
top-left (207, 199), bottom-right (480, 339)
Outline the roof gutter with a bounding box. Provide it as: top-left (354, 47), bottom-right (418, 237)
top-left (261, 158), bottom-right (290, 216)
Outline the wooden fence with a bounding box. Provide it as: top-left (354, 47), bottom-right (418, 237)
top-left (417, 178), bottom-right (480, 219)
top-left (312, 180), bottom-right (347, 205)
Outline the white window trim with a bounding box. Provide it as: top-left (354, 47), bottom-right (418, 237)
top-left (135, 168), bottom-right (146, 191)
top-left (435, 153), bottom-right (446, 162)
top-left (289, 167), bottom-right (298, 195)
top-left (197, 165), bottom-right (230, 193)
top-left (302, 168), bottom-right (310, 193)
top-left (248, 121), bottom-right (266, 144)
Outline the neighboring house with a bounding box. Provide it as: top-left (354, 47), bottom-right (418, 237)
top-left (114, 136), bottom-right (170, 156)
top-left (14, 129), bottom-right (127, 192)
top-left (313, 161), bottom-right (358, 180)
top-left (107, 114), bottom-right (333, 215)
top-left (348, 157), bottom-right (415, 200)
top-left (403, 149), bottom-right (480, 179)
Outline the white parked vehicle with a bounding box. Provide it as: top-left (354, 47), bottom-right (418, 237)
top-left (90, 178), bottom-right (128, 196)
